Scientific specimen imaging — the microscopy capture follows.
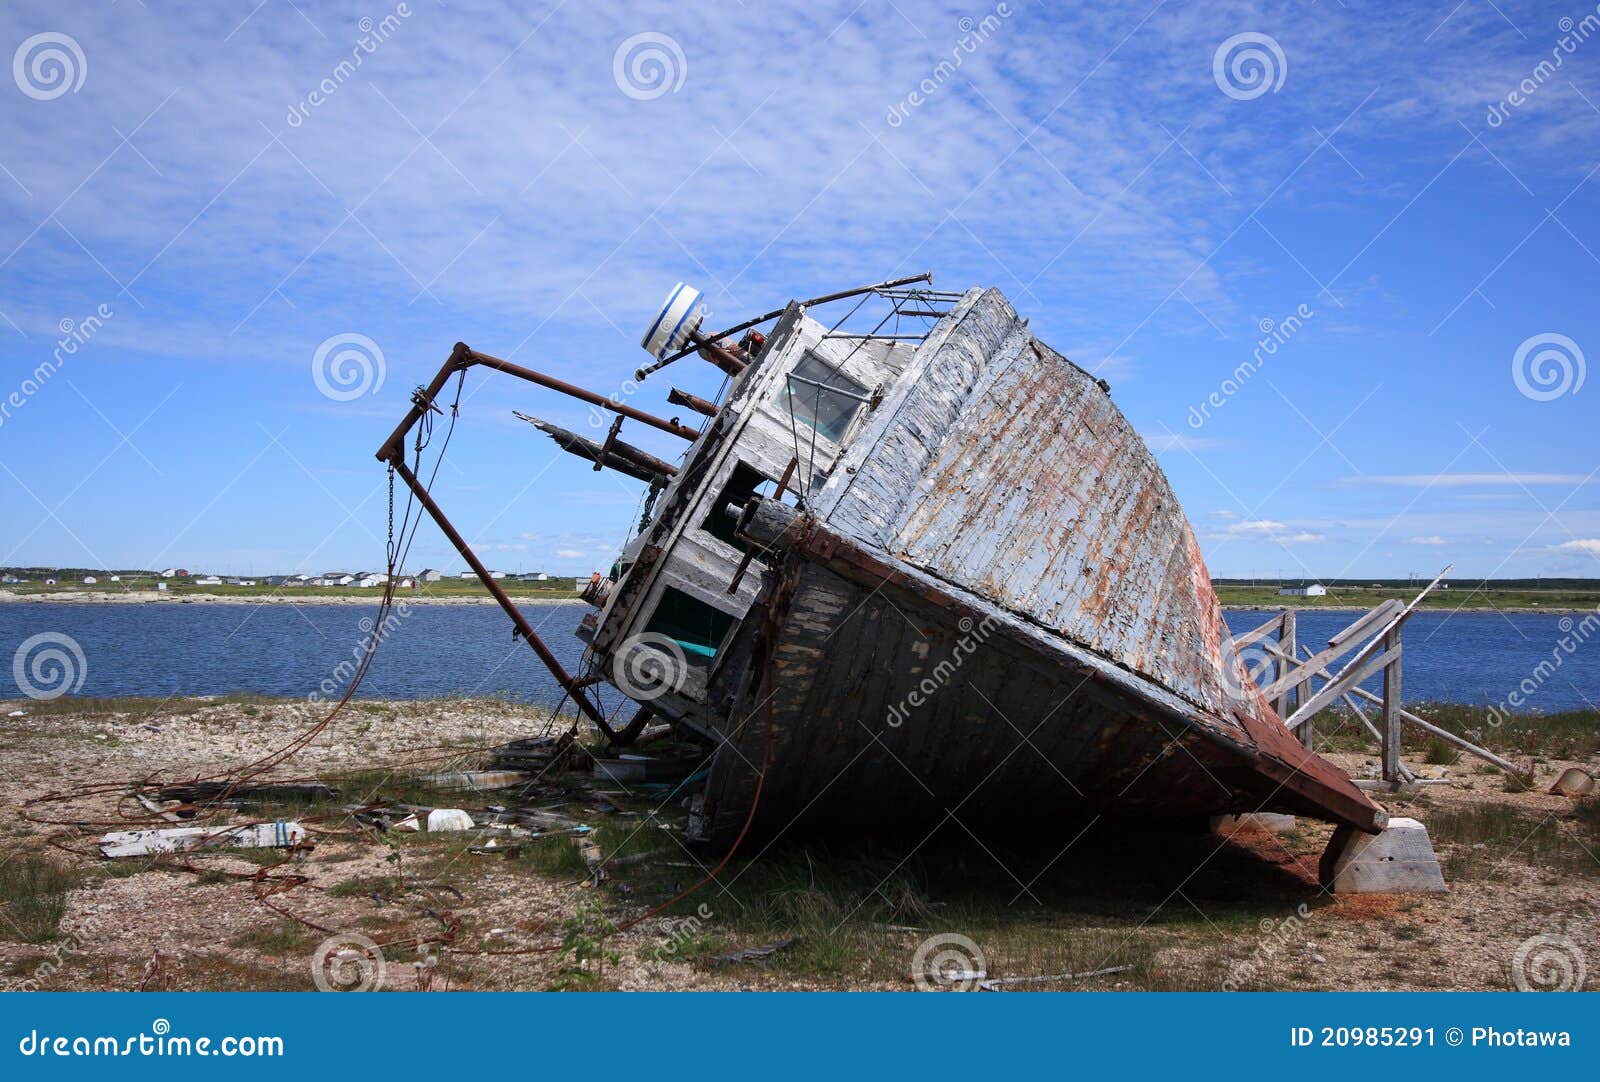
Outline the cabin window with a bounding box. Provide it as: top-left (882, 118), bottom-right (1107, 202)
top-left (643, 586), bottom-right (737, 662)
top-left (784, 351), bottom-right (869, 444)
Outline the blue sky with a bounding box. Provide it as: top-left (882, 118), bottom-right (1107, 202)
top-left (1, 0), bottom-right (1596, 581)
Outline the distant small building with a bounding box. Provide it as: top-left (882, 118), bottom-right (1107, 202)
top-left (418, 569), bottom-right (442, 582)
top-left (322, 573), bottom-right (355, 586)
top-left (1278, 583), bottom-right (1327, 597)
top-left (108, 574), bottom-right (121, 582)
top-left (396, 577), bottom-right (415, 589)
top-left (82, 576), bottom-right (98, 584)
top-left (489, 571), bottom-right (506, 580)
top-left (226, 579), bottom-right (256, 587)
top-left (194, 575), bottom-right (222, 586)
top-left (156, 581), bottom-right (167, 592)
top-left (459, 571), bottom-right (476, 580)
top-left (44, 577), bottom-right (57, 586)
top-left (356, 573), bottom-right (388, 588)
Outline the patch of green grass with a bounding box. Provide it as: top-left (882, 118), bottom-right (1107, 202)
top-left (0, 856), bottom-right (82, 943)
top-left (229, 920), bottom-right (313, 954)
top-left (1424, 736), bottom-right (1462, 765)
top-left (1429, 803), bottom-right (1598, 879)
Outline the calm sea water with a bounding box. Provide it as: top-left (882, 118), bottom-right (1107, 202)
top-left (0, 602), bottom-right (1595, 712)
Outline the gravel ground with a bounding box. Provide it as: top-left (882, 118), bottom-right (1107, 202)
top-left (0, 698), bottom-right (1595, 992)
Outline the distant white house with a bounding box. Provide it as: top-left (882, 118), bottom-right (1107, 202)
top-left (322, 573), bottom-right (355, 586)
top-left (396, 577), bottom-right (415, 589)
top-left (225, 579), bottom-right (257, 587)
top-left (356, 572), bottom-right (388, 588)
top-left (82, 576), bottom-right (98, 584)
top-left (195, 576), bottom-right (222, 586)
top-left (1278, 583), bottom-right (1327, 597)
top-left (418, 569), bottom-right (442, 582)
top-left (108, 574), bottom-right (121, 582)
top-left (459, 571), bottom-right (476, 580)
top-left (489, 570), bottom-right (506, 580)
top-left (159, 568), bottom-right (179, 578)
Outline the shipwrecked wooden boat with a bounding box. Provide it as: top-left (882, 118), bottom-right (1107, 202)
top-left (376, 274), bottom-right (1386, 855)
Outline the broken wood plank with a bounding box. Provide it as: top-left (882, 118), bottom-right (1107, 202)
top-left (98, 820), bottom-right (306, 859)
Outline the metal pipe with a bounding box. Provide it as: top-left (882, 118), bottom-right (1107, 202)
top-left (466, 349), bottom-right (700, 441)
top-left (386, 454), bottom-right (604, 723)
top-left (375, 342), bottom-right (468, 464)
top-left (668, 387), bottom-right (718, 417)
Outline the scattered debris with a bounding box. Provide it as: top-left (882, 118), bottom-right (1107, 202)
top-left (419, 770), bottom-right (535, 791)
top-left (1550, 766), bottom-right (1596, 798)
top-left (425, 808), bottom-right (475, 832)
top-left (977, 965), bottom-right (1132, 991)
top-left (709, 939), bottom-right (796, 967)
top-left (98, 820), bottom-right (306, 858)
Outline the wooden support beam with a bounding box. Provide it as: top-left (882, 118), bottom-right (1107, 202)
top-left (1382, 625), bottom-right (1403, 782)
top-left (1284, 642), bottom-right (1400, 731)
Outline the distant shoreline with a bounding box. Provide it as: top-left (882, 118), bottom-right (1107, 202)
top-left (0, 590), bottom-right (1588, 615)
top-left (0, 589), bottom-right (582, 606)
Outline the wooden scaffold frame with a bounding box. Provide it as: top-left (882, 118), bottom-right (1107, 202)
top-left (1231, 566), bottom-right (1524, 787)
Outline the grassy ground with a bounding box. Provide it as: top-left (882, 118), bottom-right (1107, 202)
top-left (1214, 584), bottom-right (1600, 611)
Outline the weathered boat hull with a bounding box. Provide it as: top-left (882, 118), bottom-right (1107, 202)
top-left (582, 282), bottom-right (1382, 852)
top-left (697, 516), bottom-right (1383, 851)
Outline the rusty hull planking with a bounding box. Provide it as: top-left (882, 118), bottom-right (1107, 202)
top-left (692, 286), bottom-right (1381, 849)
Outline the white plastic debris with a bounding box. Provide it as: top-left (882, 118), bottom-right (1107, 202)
top-left (6, 709), bottom-right (25, 717)
top-left (98, 820), bottom-right (306, 859)
top-left (425, 808), bottom-right (475, 831)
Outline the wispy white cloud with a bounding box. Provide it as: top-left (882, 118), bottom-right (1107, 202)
top-left (1347, 473), bottom-right (1594, 488)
